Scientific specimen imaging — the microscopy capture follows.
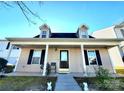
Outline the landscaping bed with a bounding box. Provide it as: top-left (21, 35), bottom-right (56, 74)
top-left (74, 77), bottom-right (124, 91)
top-left (0, 76), bottom-right (57, 91)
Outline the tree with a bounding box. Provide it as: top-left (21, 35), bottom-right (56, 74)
top-left (0, 58), bottom-right (8, 77)
top-left (0, 1), bottom-right (44, 25)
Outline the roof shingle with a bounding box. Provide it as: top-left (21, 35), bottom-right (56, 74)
top-left (33, 33), bottom-right (94, 38)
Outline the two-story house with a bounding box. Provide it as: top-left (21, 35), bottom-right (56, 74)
top-left (92, 22), bottom-right (124, 74)
top-left (4, 24), bottom-right (124, 76)
top-left (0, 40), bottom-right (21, 66)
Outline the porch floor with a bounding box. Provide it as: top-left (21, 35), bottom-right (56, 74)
top-left (5, 72), bottom-right (124, 77)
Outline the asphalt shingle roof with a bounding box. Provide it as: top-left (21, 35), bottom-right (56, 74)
top-left (34, 33), bottom-right (94, 38)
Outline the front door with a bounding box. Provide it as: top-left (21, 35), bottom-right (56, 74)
top-left (60, 50), bottom-right (69, 69)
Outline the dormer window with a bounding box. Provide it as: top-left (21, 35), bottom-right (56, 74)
top-left (78, 24), bottom-right (89, 38)
top-left (39, 24), bottom-right (51, 38)
top-left (81, 31), bottom-right (88, 38)
top-left (42, 31), bottom-right (47, 38)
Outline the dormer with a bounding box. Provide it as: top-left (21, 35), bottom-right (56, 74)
top-left (77, 24), bottom-right (89, 38)
top-left (39, 24), bottom-right (51, 38)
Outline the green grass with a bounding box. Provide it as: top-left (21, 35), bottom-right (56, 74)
top-left (74, 77), bottom-right (124, 91)
top-left (0, 76), bottom-right (57, 91)
top-left (74, 77), bottom-right (97, 90)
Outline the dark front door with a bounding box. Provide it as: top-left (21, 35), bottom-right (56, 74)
top-left (60, 50), bottom-right (69, 69)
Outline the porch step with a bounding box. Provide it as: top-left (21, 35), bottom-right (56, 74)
top-left (55, 74), bottom-right (81, 91)
top-left (58, 69), bottom-right (69, 73)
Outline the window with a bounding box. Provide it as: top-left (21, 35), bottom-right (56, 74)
top-left (60, 51), bottom-right (68, 61)
top-left (42, 31), bottom-right (47, 34)
top-left (81, 31), bottom-right (87, 38)
top-left (13, 46), bottom-right (19, 49)
top-left (42, 31), bottom-right (47, 38)
top-left (121, 29), bottom-right (124, 37)
top-left (42, 35), bottom-right (47, 38)
top-left (87, 50), bottom-right (98, 65)
top-left (31, 50), bottom-right (41, 64)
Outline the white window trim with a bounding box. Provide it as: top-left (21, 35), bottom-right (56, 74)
top-left (120, 29), bottom-right (124, 37)
top-left (31, 50), bottom-right (42, 64)
top-left (79, 30), bottom-right (89, 38)
top-left (87, 49), bottom-right (98, 66)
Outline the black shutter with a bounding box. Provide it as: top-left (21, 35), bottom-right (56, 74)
top-left (6, 42), bottom-right (10, 49)
top-left (95, 50), bottom-right (102, 65)
top-left (84, 50), bottom-right (89, 65)
top-left (27, 50), bottom-right (34, 65)
top-left (40, 50), bottom-right (45, 65)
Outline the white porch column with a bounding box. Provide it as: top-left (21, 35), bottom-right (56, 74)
top-left (13, 49), bottom-right (21, 72)
top-left (81, 44), bottom-right (87, 76)
top-left (108, 46), bottom-right (124, 74)
top-left (42, 44), bottom-right (49, 76)
top-left (6, 44), bottom-right (13, 60)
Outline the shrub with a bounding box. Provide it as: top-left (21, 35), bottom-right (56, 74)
top-left (40, 63), bottom-right (51, 75)
top-left (0, 57), bottom-right (8, 72)
top-left (46, 63), bottom-right (51, 75)
top-left (4, 65), bottom-right (15, 73)
top-left (95, 67), bottom-right (111, 82)
top-left (95, 67), bottom-right (122, 90)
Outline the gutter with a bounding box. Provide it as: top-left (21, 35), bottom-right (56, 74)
top-left (6, 38), bottom-right (124, 42)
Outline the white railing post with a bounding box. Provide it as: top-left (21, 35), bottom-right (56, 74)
top-left (13, 49), bottom-right (21, 72)
top-left (81, 44), bottom-right (87, 76)
top-left (6, 44), bottom-right (13, 60)
top-left (42, 44), bottom-right (49, 76)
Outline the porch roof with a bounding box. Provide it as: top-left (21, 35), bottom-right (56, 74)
top-left (6, 38), bottom-right (124, 48)
top-left (6, 38), bottom-right (124, 42)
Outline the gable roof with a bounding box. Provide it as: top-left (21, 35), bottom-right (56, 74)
top-left (34, 33), bottom-right (94, 38)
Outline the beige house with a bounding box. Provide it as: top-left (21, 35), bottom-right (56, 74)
top-left (92, 22), bottom-right (124, 74)
top-left (6, 24), bottom-right (124, 76)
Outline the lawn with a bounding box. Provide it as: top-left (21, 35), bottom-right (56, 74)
top-left (74, 77), bottom-right (124, 91)
top-left (0, 76), bottom-right (57, 91)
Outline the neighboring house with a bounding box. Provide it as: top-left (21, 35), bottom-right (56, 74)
top-left (92, 22), bottom-right (124, 39)
top-left (92, 22), bottom-right (124, 61)
top-left (92, 22), bottom-right (124, 74)
top-left (3, 24), bottom-right (124, 76)
top-left (0, 40), bottom-right (21, 66)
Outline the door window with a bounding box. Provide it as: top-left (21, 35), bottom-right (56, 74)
top-left (61, 51), bottom-right (68, 61)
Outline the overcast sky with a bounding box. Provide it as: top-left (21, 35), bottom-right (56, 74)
top-left (1, 1), bottom-right (124, 39)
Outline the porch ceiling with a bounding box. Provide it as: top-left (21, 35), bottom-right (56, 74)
top-left (14, 44), bottom-right (113, 48)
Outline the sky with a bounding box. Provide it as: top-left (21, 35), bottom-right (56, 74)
top-left (1, 1), bottom-right (124, 39)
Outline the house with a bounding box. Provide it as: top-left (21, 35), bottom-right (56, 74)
top-left (92, 22), bottom-right (124, 74)
top-left (92, 22), bottom-right (124, 39)
top-left (0, 40), bottom-right (21, 67)
top-left (2, 24), bottom-right (124, 76)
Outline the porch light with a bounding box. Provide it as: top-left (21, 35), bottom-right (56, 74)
top-left (55, 48), bottom-right (57, 51)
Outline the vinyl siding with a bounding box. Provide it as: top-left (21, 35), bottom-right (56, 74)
top-left (16, 47), bottom-right (114, 73)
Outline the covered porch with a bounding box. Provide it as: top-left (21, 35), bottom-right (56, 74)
top-left (6, 38), bottom-right (124, 76)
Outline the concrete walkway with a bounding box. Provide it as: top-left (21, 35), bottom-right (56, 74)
top-left (55, 74), bottom-right (82, 91)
